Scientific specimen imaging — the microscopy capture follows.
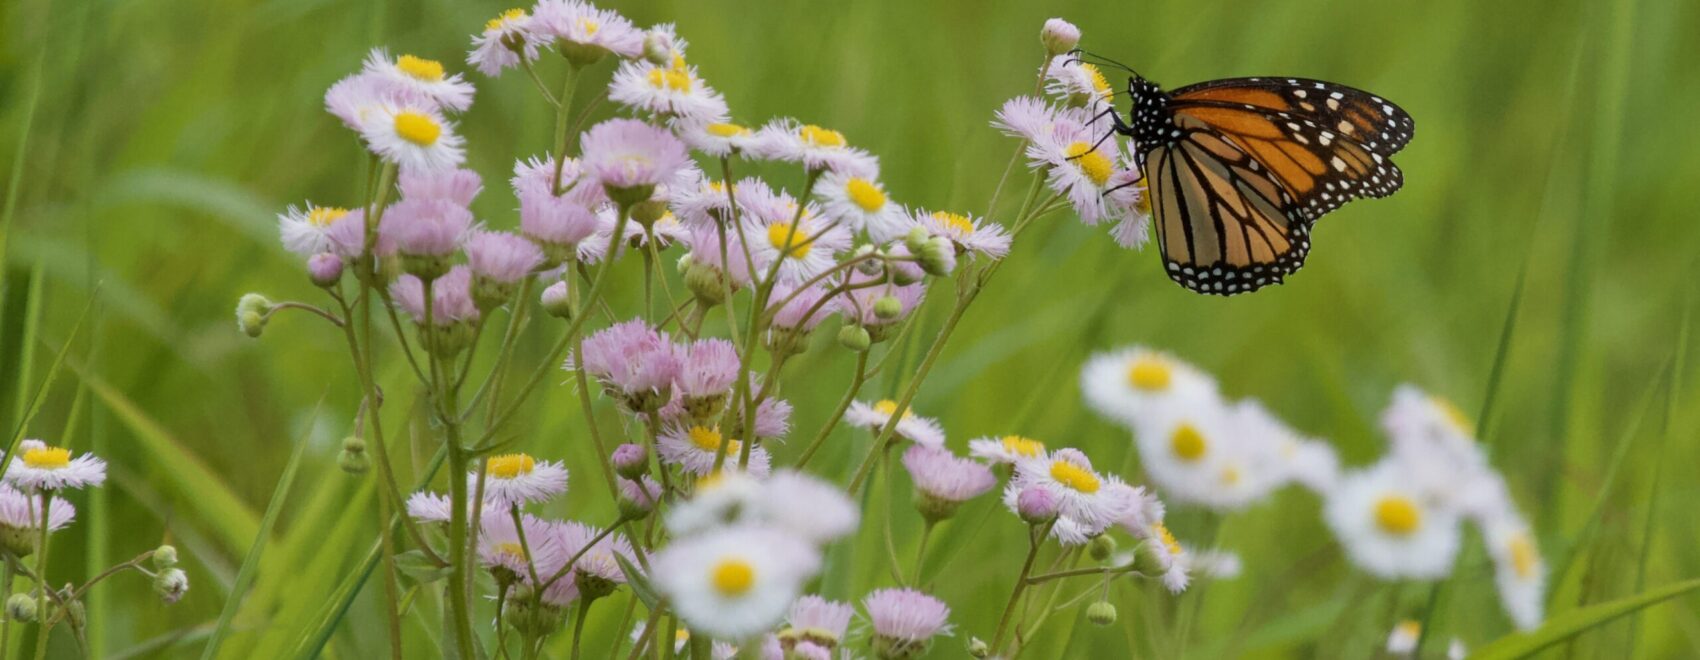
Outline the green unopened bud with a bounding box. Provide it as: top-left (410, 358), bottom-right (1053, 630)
top-left (5, 594), bottom-right (35, 622)
top-left (1086, 600), bottom-right (1118, 626)
top-left (1041, 18), bottom-right (1081, 56)
top-left (681, 255), bottom-right (730, 307)
top-left (235, 294), bottom-right (273, 338)
top-left (967, 637), bottom-right (991, 658)
top-left (1088, 535), bottom-right (1118, 562)
top-left (837, 325), bottom-right (871, 352)
top-left (903, 226), bottom-right (931, 255)
top-left (540, 281), bottom-right (574, 319)
top-left (643, 32), bottom-right (674, 66)
top-left (853, 244), bottom-right (883, 276)
top-left (917, 236), bottom-right (956, 277)
top-left (0, 527), bottom-right (33, 557)
top-left (65, 598), bottom-right (86, 628)
top-left (152, 544), bottom-right (180, 569)
top-left (154, 568), bottom-right (189, 604)
top-left (872, 295), bottom-right (903, 321)
top-left (339, 441), bottom-right (370, 474)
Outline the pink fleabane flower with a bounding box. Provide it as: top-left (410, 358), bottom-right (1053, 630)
top-left (399, 167), bottom-right (483, 206)
top-left (389, 266), bottom-right (481, 325)
top-left (468, 8), bottom-right (541, 77)
top-left (465, 230), bottom-right (545, 284)
top-left (902, 445), bottom-right (997, 521)
top-left (361, 49), bottom-right (476, 113)
top-left (0, 484), bottom-right (75, 532)
top-left (473, 452), bottom-right (569, 508)
top-left (381, 198), bottom-right (472, 259)
top-left (575, 319), bottom-right (684, 410)
top-left (580, 119), bottom-right (691, 202)
top-left (677, 338), bottom-right (741, 409)
top-left (863, 588), bottom-right (951, 656)
top-left (532, 0), bottom-right (644, 64)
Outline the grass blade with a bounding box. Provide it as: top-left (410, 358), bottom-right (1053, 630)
top-left (3, 292), bottom-right (95, 466)
top-left (1471, 578), bottom-right (1700, 660)
top-left (200, 393), bottom-right (328, 660)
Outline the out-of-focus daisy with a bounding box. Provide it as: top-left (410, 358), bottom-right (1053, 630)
top-left (574, 319), bottom-right (683, 411)
top-left (749, 119), bottom-right (878, 176)
top-left (665, 471), bottom-right (857, 545)
top-left (473, 452), bottom-right (569, 508)
top-left (359, 100), bottom-right (466, 172)
top-left (916, 209), bottom-right (1012, 259)
top-left (361, 49), bottom-right (475, 113)
top-left (902, 445), bottom-right (997, 521)
top-left (1080, 345), bottom-right (1221, 427)
top-left (398, 167), bottom-right (483, 206)
top-left (1484, 513), bottom-right (1545, 630)
top-left (5, 440), bottom-right (106, 492)
top-left (657, 424), bottom-right (772, 477)
top-left (652, 524), bottom-right (823, 639)
top-left (845, 399), bottom-right (946, 448)
top-left (278, 203), bottom-right (359, 257)
top-left (1381, 385), bottom-right (1501, 516)
top-left (1043, 55), bottom-right (1114, 109)
top-left (677, 120), bottom-right (758, 158)
top-left (324, 73), bottom-right (395, 132)
top-left (969, 435), bottom-right (1048, 465)
top-left (815, 170), bottom-right (910, 242)
top-left (532, 0), bottom-right (644, 65)
top-left (629, 623), bottom-right (738, 659)
top-left (740, 188), bottom-right (851, 284)
top-left (1004, 448), bottom-right (1137, 537)
top-left (608, 59), bottom-right (729, 122)
top-left (778, 595), bottom-right (855, 652)
top-left (1324, 461), bottom-right (1462, 579)
top-left (579, 119), bottom-right (691, 204)
top-left (1385, 620), bottom-right (1422, 655)
top-left (1233, 399), bottom-right (1340, 493)
top-left (863, 588), bottom-right (951, 659)
top-left (1135, 403), bottom-right (1280, 511)
top-left (468, 8), bottom-right (540, 77)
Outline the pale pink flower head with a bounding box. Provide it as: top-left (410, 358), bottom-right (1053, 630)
top-left (399, 167), bottom-right (483, 207)
top-left (750, 398), bottom-right (793, 440)
top-left (472, 452), bottom-right (569, 508)
top-left (576, 319), bottom-right (684, 410)
top-left (519, 189), bottom-right (601, 259)
top-left (1041, 18), bottom-right (1081, 54)
top-left (324, 73), bottom-right (400, 132)
top-left (512, 154), bottom-right (602, 204)
top-left (307, 252), bottom-right (344, 286)
top-left (532, 0), bottom-right (643, 64)
top-left (389, 266), bottom-right (481, 325)
top-left (405, 491), bottom-right (455, 523)
top-left (580, 119), bottom-right (691, 203)
top-left (677, 338), bottom-right (741, 414)
top-left (5, 440), bottom-right (106, 492)
top-left (360, 48), bottom-right (476, 113)
top-left (0, 484), bottom-right (75, 532)
top-left (863, 588), bottom-right (951, 655)
top-left (468, 8), bottom-right (541, 77)
top-left (618, 475), bottom-right (663, 513)
top-left (379, 198), bottom-right (471, 258)
top-left (551, 519), bottom-right (637, 599)
top-left (477, 513), bottom-right (564, 582)
top-left (902, 445), bottom-right (996, 521)
top-left (782, 595), bottom-right (856, 648)
top-left (1015, 485), bottom-right (1060, 524)
top-left (321, 209), bottom-right (371, 258)
top-left (465, 230), bottom-right (545, 284)
top-left (767, 282), bottom-right (834, 331)
top-left (682, 225), bottom-right (754, 293)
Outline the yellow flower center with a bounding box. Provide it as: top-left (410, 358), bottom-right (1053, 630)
top-left (396, 55), bottom-right (445, 82)
top-left (671, 53), bottom-right (689, 71)
top-left (706, 123), bottom-right (750, 138)
top-left (1374, 495), bottom-right (1421, 536)
top-left (675, 629), bottom-right (692, 643)
top-left (580, 18), bottom-right (600, 36)
top-left (486, 8), bottom-right (526, 32)
top-left (1000, 435), bottom-right (1045, 458)
top-left (1049, 460), bottom-right (1101, 494)
top-left (845, 178), bottom-right (886, 213)
top-left (1134, 181), bottom-right (1153, 216)
top-left (1433, 396), bottom-right (1474, 436)
top-left (687, 426), bottom-right (740, 454)
top-left (1219, 465), bottom-right (1240, 485)
top-left (710, 558), bottom-right (755, 596)
top-left (766, 223), bottom-right (815, 259)
top-left (1154, 522), bottom-right (1182, 555)
top-left (1509, 533), bottom-right (1538, 579)
top-left (22, 447), bottom-right (70, 470)
top-left (1126, 356), bottom-right (1172, 391)
top-left (798, 124), bottom-right (846, 148)
top-left (308, 206), bottom-right (350, 227)
top-left (707, 180), bottom-right (729, 194)
top-left (646, 66), bottom-right (693, 92)
top-left (1396, 620), bottom-right (1421, 639)
top-left (1081, 63), bottom-right (1113, 103)
top-left (393, 112), bottom-right (442, 146)
top-left (872, 400), bottom-right (914, 420)
top-left (1065, 141), bottom-right (1113, 186)
top-left (495, 542), bottom-right (528, 560)
top-left (487, 453), bottom-right (537, 479)
top-left (931, 211), bottom-right (975, 235)
top-left (1170, 424), bottom-right (1207, 462)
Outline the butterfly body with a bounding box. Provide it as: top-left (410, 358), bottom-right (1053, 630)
top-left (1111, 74), bottom-right (1414, 295)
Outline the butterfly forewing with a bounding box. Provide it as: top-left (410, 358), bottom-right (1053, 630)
top-left (1170, 77), bottom-right (1415, 155)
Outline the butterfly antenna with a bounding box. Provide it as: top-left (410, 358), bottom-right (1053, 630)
top-left (1068, 48), bottom-right (1143, 79)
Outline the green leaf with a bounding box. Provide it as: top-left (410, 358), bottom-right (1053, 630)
top-left (394, 549), bottom-right (452, 584)
top-left (615, 553), bottom-right (658, 610)
top-left (1470, 577), bottom-right (1700, 660)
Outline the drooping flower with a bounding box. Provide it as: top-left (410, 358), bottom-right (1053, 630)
top-left (676, 338), bottom-right (741, 414)
top-left (548, 519), bottom-right (637, 600)
top-left (779, 595), bottom-right (855, 651)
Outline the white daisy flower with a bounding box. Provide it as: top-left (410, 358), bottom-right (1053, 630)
top-left (1133, 399), bottom-right (1277, 511)
top-left (1381, 385), bottom-right (1502, 516)
top-left (277, 203), bottom-right (358, 257)
top-left (916, 209), bottom-right (1012, 259)
top-left (532, 0), bottom-right (644, 64)
top-left (1484, 512), bottom-right (1545, 630)
top-left (1080, 345), bottom-right (1221, 427)
top-left (651, 524), bottom-right (823, 639)
top-left (608, 59), bottom-right (729, 122)
top-left (814, 171), bottom-right (910, 242)
top-left (676, 120), bottom-right (758, 158)
top-left (740, 189), bottom-right (851, 284)
top-left (657, 424), bottom-right (772, 478)
top-left (1385, 620), bottom-right (1422, 654)
top-left (1004, 448), bottom-right (1136, 534)
top-left (361, 49), bottom-right (476, 113)
top-left (844, 399), bottom-right (946, 448)
top-left (1232, 399), bottom-right (1340, 493)
top-left (1323, 460), bottom-right (1462, 580)
top-left (665, 471), bottom-right (857, 546)
top-left (749, 119), bottom-right (878, 176)
top-left (5, 440), bottom-right (106, 491)
top-left (358, 100), bottom-right (466, 172)
top-left (471, 453), bottom-right (569, 508)
top-left (968, 435), bottom-right (1047, 465)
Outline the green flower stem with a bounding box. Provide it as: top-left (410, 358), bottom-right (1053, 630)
top-left (990, 521), bottom-right (1054, 654)
top-left (793, 350), bottom-right (868, 468)
top-left (29, 493), bottom-right (52, 660)
top-left (550, 66), bottom-right (582, 195)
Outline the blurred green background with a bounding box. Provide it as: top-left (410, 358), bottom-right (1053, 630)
top-left (1, 0), bottom-right (1697, 657)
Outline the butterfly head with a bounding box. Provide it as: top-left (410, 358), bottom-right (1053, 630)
top-left (1123, 76), bottom-right (1175, 147)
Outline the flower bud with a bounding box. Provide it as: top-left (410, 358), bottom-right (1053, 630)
top-left (681, 255), bottom-right (730, 307)
top-left (339, 437), bottom-right (370, 474)
top-left (1088, 535), bottom-right (1118, 562)
top-left (967, 637), bottom-right (991, 658)
top-left (65, 598), bottom-right (85, 628)
top-left (618, 491), bottom-right (655, 520)
top-left (154, 568), bottom-right (189, 604)
top-left (903, 226), bottom-right (931, 256)
top-left (643, 31), bottom-right (674, 66)
top-left (853, 245), bottom-right (883, 276)
top-left (235, 293), bottom-right (273, 338)
top-left (837, 324), bottom-right (871, 352)
top-left (1086, 600), bottom-right (1118, 626)
top-left (612, 443), bottom-right (649, 480)
top-left (1041, 18), bottom-right (1081, 55)
top-left (152, 544), bottom-right (180, 569)
top-left (308, 253), bottom-right (344, 287)
top-left (5, 594), bottom-right (35, 622)
top-left (872, 295), bottom-right (903, 321)
top-left (917, 236), bottom-right (956, 277)
top-left (1016, 486), bottom-right (1059, 525)
top-left (540, 281), bottom-right (574, 319)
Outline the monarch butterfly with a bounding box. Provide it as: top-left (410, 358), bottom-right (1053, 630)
top-left (1090, 57), bottom-right (1414, 295)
